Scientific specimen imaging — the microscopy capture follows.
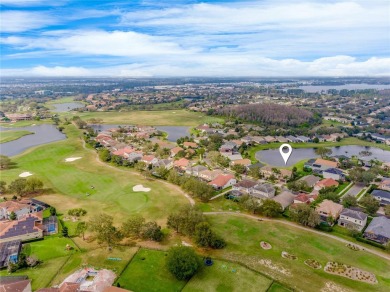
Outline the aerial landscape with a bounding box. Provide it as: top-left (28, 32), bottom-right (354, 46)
top-left (0, 1), bottom-right (389, 292)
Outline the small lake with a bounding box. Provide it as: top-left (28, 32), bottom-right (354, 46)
top-left (0, 125), bottom-right (66, 156)
top-left (256, 145), bottom-right (390, 167)
top-left (296, 84), bottom-right (390, 93)
top-left (52, 102), bottom-right (85, 112)
top-left (91, 124), bottom-right (190, 142)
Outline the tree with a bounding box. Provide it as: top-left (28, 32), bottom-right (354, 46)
top-left (89, 213), bottom-right (123, 247)
top-left (307, 210), bottom-right (321, 228)
top-left (0, 181), bottom-right (6, 193)
top-left (239, 195), bottom-right (261, 214)
top-left (9, 178), bottom-right (27, 196)
top-left (360, 196), bottom-right (380, 215)
top-left (167, 205), bottom-right (204, 235)
top-left (314, 147), bottom-right (332, 158)
top-left (68, 208), bottom-right (87, 217)
top-left (248, 165), bottom-right (261, 179)
top-left (140, 221), bottom-right (163, 242)
top-left (385, 205), bottom-right (390, 216)
top-left (49, 207), bottom-right (56, 216)
top-left (25, 177), bottom-right (43, 193)
top-left (9, 211), bottom-right (17, 220)
top-left (75, 221), bottom-right (87, 240)
top-left (313, 137), bottom-right (319, 143)
top-left (232, 164), bottom-right (246, 174)
top-left (290, 204), bottom-right (320, 227)
top-left (121, 215), bottom-right (146, 238)
top-left (99, 148), bottom-right (111, 162)
top-left (259, 199), bottom-right (283, 217)
top-left (0, 155), bottom-right (12, 169)
top-left (166, 246), bottom-right (200, 280)
top-left (194, 222), bottom-right (225, 249)
top-left (62, 226), bottom-right (69, 237)
top-left (342, 195), bottom-right (357, 208)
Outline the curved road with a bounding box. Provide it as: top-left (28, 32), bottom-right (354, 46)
top-left (204, 211), bottom-right (390, 261)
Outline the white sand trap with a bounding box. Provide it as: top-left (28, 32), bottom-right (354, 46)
top-left (19, 172), bottom-right (33, 177)
top-left (65, 157), bottom-right (82, 162)
top-left (133, 185), bottom-right (151, 192)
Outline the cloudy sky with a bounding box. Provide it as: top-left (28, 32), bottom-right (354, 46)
top-left (1, 0), bottom-right (389, 77)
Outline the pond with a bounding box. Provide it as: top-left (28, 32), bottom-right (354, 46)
top-left (91, 124), bottom-right (190, 142)
top-left (255, 145), bottom-right (390, 167)
top-left (52, 102), bottom-right (85, 112)
top-left (0, 124), bottom-right (66, 156)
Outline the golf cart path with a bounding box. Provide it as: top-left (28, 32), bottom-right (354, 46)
top-left (204, 211), bottom-right (390, 261)
top-left (81, 139), bottom-right (195, 205)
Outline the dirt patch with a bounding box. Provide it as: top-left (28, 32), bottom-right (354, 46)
top-left (260, 241), bottom-right (272, 250)
top-left (281, 251), bottom-right (297, 260)
top-left (321, 282), bottom-right (350, 292)
top-left (304, 259), bottom-right (322, 269)
top-left (133, 184), bottom-right (151, 192)
top-left (324, 262), bottom-right (377, 284)
top-left (19, 172), bottom-right (33, 177)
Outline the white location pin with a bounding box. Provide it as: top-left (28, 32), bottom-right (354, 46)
top-left (279, 144), bottom-right (292, 165)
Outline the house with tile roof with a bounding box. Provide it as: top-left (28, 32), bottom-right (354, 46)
top-left (170, 146), bottom-right (184, 157)
top-left (250, 183), bottom-right (276, 199)
top-left (0, 277), bottom-right (31, 292)
top-left (314, 178), bottom-right (339, 190)
top-left (316, 200), bottom-right (343, 223)
top-left (209, 174), bottom-right (236, 190)
top-left (272, 191), bottom-right (295, 210)
top-left (299, 175), bottom-right (321, 187)
top-left (338, 208), bottom-right (367, 231)
top-left (233, 180), bottom-right (258, 194)
top-left (183, 142), bottom-right (198, 149)
top-left (199, 169), bottom-right (224, 181)
top-left (364, 216), bottom-right (390, 244)
top-left (173, 158), bottom-right (190, 170)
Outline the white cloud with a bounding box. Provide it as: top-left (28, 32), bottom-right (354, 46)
top-left (0, 0), bottom-right (67, 6)
top-left (2, 56), bottom-right (389, 77)
top-left (0, 11), bottom-right (57, 32)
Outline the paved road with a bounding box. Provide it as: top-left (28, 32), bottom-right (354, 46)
top-left (204, 211), bottom-right (390, 261)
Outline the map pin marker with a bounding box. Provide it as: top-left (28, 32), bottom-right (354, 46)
top-left (279, 144), bottom-right (292, 165)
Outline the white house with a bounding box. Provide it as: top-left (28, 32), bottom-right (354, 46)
top-left (338, 208), bottom-right (367, 231)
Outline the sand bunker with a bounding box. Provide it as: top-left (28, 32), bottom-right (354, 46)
top-left (19, 172), bottom-right (33, 177)
top-left (133, 185), bottom-right (151, 192)
top-left (65, 157), bottom-right (82, 162)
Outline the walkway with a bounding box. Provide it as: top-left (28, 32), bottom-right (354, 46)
top-left (204, 211), bottom-right (390, 261)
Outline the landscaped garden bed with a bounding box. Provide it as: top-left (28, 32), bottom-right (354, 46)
top-left (324, 262), bottom-right (377, 284)
top-left (304, 259), bottom-right (321, 269)
top-left (260, 241), bottom-right (272, 250)
top-left (281, 251), bottom-right (297, 260)
top-left (346, 243), bottom-right (360, 251)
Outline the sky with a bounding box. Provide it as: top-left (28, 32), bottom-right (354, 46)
top-left (0, 0), bottom-right (389, 77)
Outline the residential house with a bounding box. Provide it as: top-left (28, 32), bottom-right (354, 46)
top-left (316, 200), bottom-right (343, 222)
top-left (251, 183), bottom-right (276, 199)
top-left (173, 158), bottom-right (190, 171)
top-left (170, 146), bottom-right (184, 157)
top-left (279, 169), bottom-right (292, 182)
top-left (371, 190), bottom-right (390, 205)
top-left (233, 180), bottom-right (258, 194)
top-left (219, 142), bottom-right (237, 153)
top-left (272, 191), bottom-right (295, 210)
top-left (224, 153), bottom-right (243, 161)
top-left (364, 216), bottom-right (390, 244)
top-left (241, 136), bottom-right (254, 145)
top-left (299, 175), bottom-right (321, 188)
top-left (0, 212), bottom-right (44, 243)
top-left (338, 208), bottom-right (367, 231)
top-left (153, 159), bottom-right (173, 170)
top-left (252, 136), bottom-right (267, 144)
top-left (209, 174), bottom-right (236, 190)
top-left (296, 136), bottom-right (311, 143)
top-left (0, 199), bottom-right (46, 220)
top-left (293, 193), bottom-right (317, 204)
top-left (231, 159), bottom-right (251, 167)
top-left (185, 165), bottom-right (208, 177)
top-left (275, 136), bottom-right (288, 143)
top-left (183, 142), bottom-right (198, 149)
top-left (126, 151), bottom-right (143, 163)
top-left (141, 155), bottom-right (158, 165)
top-left (260, 166), bottom-right (274, 178)
top-left (313, 158), bottom-right (338, 170)
top-left (199, 169), bottom-right (224, 181)
top-left (314, 178), bottom-right (339, 191)
top-left (0, 277), bottom-right (31, 292)
top-left (0, 239), bottom-right (22, 268)
top-left (323, 168), bottom-right (345, 181)
top-left (286, 136), bottom-right (300, 143)
top-left (264, 136), bottom-right (277, 143)
top-left (379, 178), bottom-right (390, 191)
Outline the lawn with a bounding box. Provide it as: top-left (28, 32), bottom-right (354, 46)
top-left (0, 256), bottom-right (70, 291)
top-left (206, 214), bottom-right (390, 292)
top-left (0, 130), bottom-right (33, 143)
top-left (59, 109), bottom-right (223, 126)
top-left (267, 282), bottom-right (292, 292)
top-left (116, 248), bottom-right (187, 292)
top-left (0, 124), bottom-right (189, 225)
top-left (182, 259), bottom-right (273, 292)
top-left (23, 236), bottom-right (77, 261)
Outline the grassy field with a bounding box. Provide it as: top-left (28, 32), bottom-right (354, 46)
top-left (207, 214), bottom-right (390, 292)
top-left (116, 248), bottom-right (187, 292)
top-left (0, 130), bottom-right (33, 143)
top-left (59, 110), bottom-right (223, 127)
top-left (183, 259), bottom-right (273, 292)
top-left (23, 236), bottom-right (77, 261)
top-left (248, 137), bottom-right (390, 162)
top-left (0, 124), bottom-right (189, 225)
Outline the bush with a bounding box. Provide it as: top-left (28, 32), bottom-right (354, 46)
top-left (166, 246), bottom-right (200, 280)
top-left (355, 236), bottom-right (385, 250)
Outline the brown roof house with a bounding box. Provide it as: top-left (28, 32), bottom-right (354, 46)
top-left (209, 174), bottom-right (236, 190)
top-left (316, 199), bottom-right (343, 224)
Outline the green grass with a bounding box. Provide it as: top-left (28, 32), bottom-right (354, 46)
top-left (248, 137), bottom-right (390, 162)
top-left (207, 214), bottom-right (390, 292)
top-left (267, 282), bottom-right (292, 292)
top-left (183, 259), bottom-right (273, 292)
top-left (23, 236), bottom-right (77, 261)
top-left (0, 119), bottom-right (49, 128)
top-left (0, 124), bottom-right (189, 225)
top-left (0, 256), bottom-right (70, 291)
top-left (45, 96), bottom-right (79, 105)
top-left (0, 130), bottom-right (33, 143)
top-left (116, 248), bottom-right (187, 292)
top-left (58, 110), bottom-right (223, 127)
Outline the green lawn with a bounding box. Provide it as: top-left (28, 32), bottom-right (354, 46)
top-left (207, 214), bottom-right (390, 292)
top-left (59, 110), bottom-right (223, 126)
top-left (267, 282), bottom-right (292, 292)
top-left (116, 248), bottom-right (187, 292)
top-left (0, 130), bottom-right (33, 143)
top-left (183, 259), bottom-right (273, 292)
top-left (23, 236), bottom-right (77, 261)
top-left (0, 124), bottom-right (189, 225)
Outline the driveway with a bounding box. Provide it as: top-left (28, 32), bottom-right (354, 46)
top-left (343, 184), bottom-right (365, 197)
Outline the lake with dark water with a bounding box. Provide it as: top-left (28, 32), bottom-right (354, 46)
top-left (256, 145), bottom-right (390, 167)
top-left (296, 84), bottom-right (390, 93)
top-left (0, 125), bottom-right (66, 156)
top-left (52, 102), bottom-right (85, 112)
top-left (91, 124), bottom-right (190, 142)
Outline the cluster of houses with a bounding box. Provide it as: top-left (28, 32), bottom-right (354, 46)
top-left (0, 199), bottom-right (56, 269)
